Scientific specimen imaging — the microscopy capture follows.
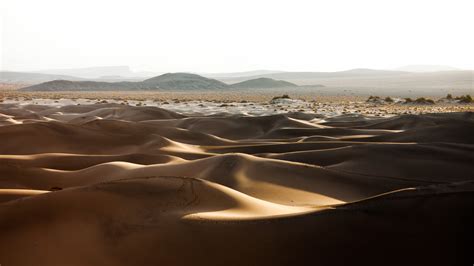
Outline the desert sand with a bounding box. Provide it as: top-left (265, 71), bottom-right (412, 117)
top-left (0, 98), bottom-right (473, 265)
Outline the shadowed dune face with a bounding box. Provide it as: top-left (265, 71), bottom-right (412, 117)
top-left (0, 102), bottom-right (473, 265)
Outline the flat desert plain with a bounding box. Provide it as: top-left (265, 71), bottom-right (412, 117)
top-left (0, 95), bottom-right (473, 266)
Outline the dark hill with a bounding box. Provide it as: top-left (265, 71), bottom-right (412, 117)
top-left (20, 80), bottom-right (137, 91)
top-left (20, 73), bottom-right (229, 91)
top-left (142, 73), bottom-right (228, 90)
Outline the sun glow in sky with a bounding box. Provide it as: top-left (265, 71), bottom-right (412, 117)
top-left (1, 0), bottom-right (473, 73)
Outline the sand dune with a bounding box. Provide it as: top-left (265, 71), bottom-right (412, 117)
top-left (265, 142), bottom-right (474, 182)
top-left (0, 102), bottom-right (472, 265)
top-left (0, 189), bottom-right (49, 203)
top-left (0, 177), bottom-right (471, 265)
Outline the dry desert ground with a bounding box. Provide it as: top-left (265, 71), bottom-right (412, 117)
top-left (0, 91), bottom-right (473, 265)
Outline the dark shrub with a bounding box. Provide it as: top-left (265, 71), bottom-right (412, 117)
top-left (384, 97), bottom-right (394, 103)
top-left (272, 94), bottom-right (291, 101)
top-left (456, 95), bottom-right (473, 103)
top-left (414, 97), bottom-right (434, 104)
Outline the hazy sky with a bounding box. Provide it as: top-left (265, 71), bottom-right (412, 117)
top-left (1, 0), bottom-right (473, 73)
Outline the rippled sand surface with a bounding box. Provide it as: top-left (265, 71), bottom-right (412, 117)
top-left (0, 101), bottom-right (473, 265)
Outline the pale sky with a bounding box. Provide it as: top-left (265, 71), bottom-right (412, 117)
top-left (1, 0), bottom-right (473, 73)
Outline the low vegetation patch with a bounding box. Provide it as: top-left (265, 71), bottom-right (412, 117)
top-left (366, 96), bottom-right (395, 104)
top-left (272, 94), bottom-right (291, 101)
top-left (402, 97), bottom-right (434, 104)
top-left (414, 97), bottom-right (435, 104)
top-left (366, 95), bottom-right (380, 102)
top-left (455, 94), bottom-right (473, 103)
top-left (384, 96), bottom-right (394, 103)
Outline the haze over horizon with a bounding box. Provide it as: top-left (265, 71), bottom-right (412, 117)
top-left (1, 0), bottom-right (473, 73)
top-left (0, 65), bottom-right (468, 76)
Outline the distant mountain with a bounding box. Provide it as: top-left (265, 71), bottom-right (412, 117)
top-left (339, 68), bottom-right (409, 76)
top-left (0, 71), bottom-right (83, 84)
top-left (16, 69), bottom-right (474, 91)
top-left (217, 68), bottom-right (409, 83)
top-left (395, 65), bottom-right (460, 72)
top-left (217, 69), bottom-right (473, 89)
top-left (230, 78), bottom-right (298, 89)
top-left (203, 70), bottom-right (284, 78)
top-left (20, 73), bottom-right (229, 91)
top-left (35, 66), bottom-right (144, 79)
top-left (20, 80), bottom-right (136, 91)
top-left (142, 73), bottom-right (228, 90)
top-left (94, 75), bottom-right (145, 82)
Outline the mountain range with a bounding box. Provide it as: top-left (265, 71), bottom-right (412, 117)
top-left (2, 66), bottom-right (472, 91)
top-left (20, 73), bottom-right (298, 91)
top-left (216, 69), bottom-right (474, 89)
top-left (395, 65), bottom-right (460, 72)
top-left (0, 71), bottom-right (84, 84)
top-left (33, 66), bottom-right (156, 79)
